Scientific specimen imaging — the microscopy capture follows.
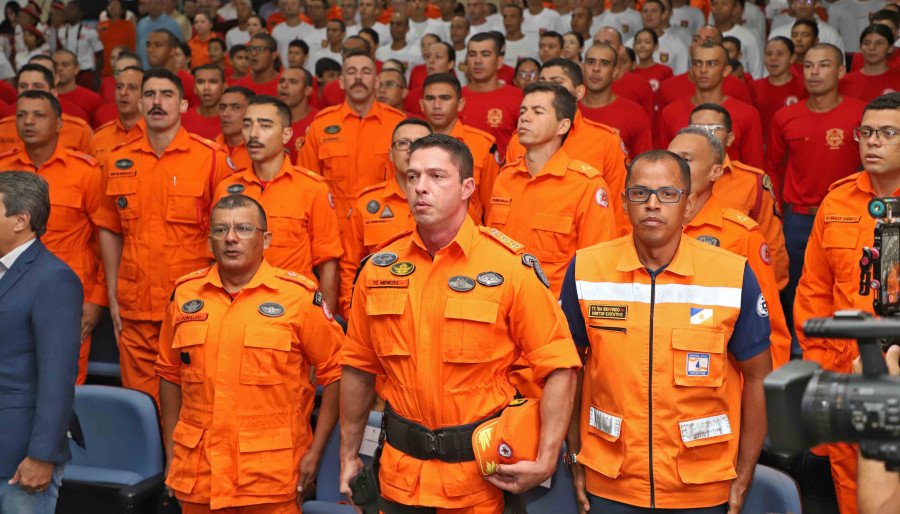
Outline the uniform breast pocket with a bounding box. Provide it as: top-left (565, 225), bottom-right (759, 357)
top-left (48, 188), bottom-right (83, 228)
top-left (442, 297), bottom-right (499, 363)
top-left (171, 323), bottom-right (209, 383)
top-left (365, 292), bottom-right (410, 358)
top-left (318, 142), bottom-right (349, 178)
top-left (236, 425), bottom-right (294, 492)
top-left (822, 224), bottom-right (860, 284)
top-left (240, 325), bottom-right (293, 385)
top-left (106, 178), bottom-right (140, 220)
top-left (671, 327), bottom-right (726, 388)
top-left (268, 214), bottom-right (306, 247)
top-left (529, 212), bottom-right (574, 262)
top-left (486, 203), bottom-right (510, 228)
top-left (166, 181), bottom-right (205, 224)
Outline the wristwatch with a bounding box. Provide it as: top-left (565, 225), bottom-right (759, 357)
top-left (563, 451), bottom-right (579, 467)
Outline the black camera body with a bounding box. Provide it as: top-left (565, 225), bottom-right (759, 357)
top-left (764, 197), bottom-right (900, 470)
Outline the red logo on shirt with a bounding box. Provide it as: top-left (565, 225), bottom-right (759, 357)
top-left (659, 52), bottom-right (669, 63)
top-left (649, 78), bottom-right (660, 92)
top-left (826, 128), bottom-right (845, 149)
top-left (884, 88), bottom-right (896, 95)
top-left (487, 108), bottom-right (503, 128)
top-left (759, 242), bottom-right (771, 265)
top-left (785, 96), bottom-right (799, 106)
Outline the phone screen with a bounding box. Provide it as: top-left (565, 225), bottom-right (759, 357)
top-left (880, 225), bottom-right (900, 311)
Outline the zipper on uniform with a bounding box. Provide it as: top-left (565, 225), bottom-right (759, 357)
top-left (648, 274), bottom-right (656, 508)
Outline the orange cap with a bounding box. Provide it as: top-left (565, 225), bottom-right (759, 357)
top-left (472, 398), bottom-right (541, 476)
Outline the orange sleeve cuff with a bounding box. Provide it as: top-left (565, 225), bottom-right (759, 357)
top-left (340, 338), bottom-right (385, 376)
top-left (522, 338), bottom-right (581, 387)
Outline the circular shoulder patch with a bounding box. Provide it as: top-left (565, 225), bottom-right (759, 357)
top-left (476, 271), bottom-right (504, 287)
top-left (325, 125), bottom-right (341, 134)
top-left (366, 200), bottom-right (380, 214)
top-left (390, 261), bottom-right (416, 276)
top-left (115, 158), bottom-right (133, 169)
top-left (759, 242), bottom-right (771, 265)
top-left (181, 299), bottom-right (204, 313)
top-left (259, 302), bottom-right (286, 317)
top-left (756, 294), bottom-right (769, 318)
top-left (594, 187), bottom-right (609, 208)
top-left (372, 252), bottom-right (398, 267)
top-left (227, 183), bottom-right (245, 194)
top-left (697, 235), bottom-right (720, 247)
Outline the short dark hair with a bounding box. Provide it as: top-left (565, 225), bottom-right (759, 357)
top-left (116, 50), bottom-right (142, 66)
top-left (565, 31), bottom-right (585, 49)
top-left (381, 65), bottom-right (408, 87)
top-left (0, 171), bottom-right (50, 236)
top-left (861, 24), bottom-right (894, 46)
top-left (501, 3), bottom-right (523, 16)
top-left (808, 42), bottom-right (844, 66)
top-left (587, 42), bottom-right (619, 67)
top-left (343, 49), bottom-right (376, 66)
top-left (16, 63), bottom-right (54, 88)
top-left (540, 57), bottom-right (584, 87)
top-left (872, 8), bottom-right (900, 29)
top-left (359, 26), bottom-right (380, 46)
top-left (626, 150), bottom-right (691, 193)
top-left (28, 54), bottom-right (56, 73)
top-left (423, 72), bottom-right (461, 98)
top-left (392, 117), bottom-right (433, 138)
top-left (432, 41), bottom-right (456, 64)
top-left (624, 47), bottom-right (636, 63)
top-left (17, 89), bottom-right (61, 118)
top-left (635, 28), bottom-right (658, 46)
top-left (540, 31), bottom-right (564, 48)
top-left (692, 40), bottom-right (728, 61)
top-left (192, 63), bottom-right (225, 81)
top-left (150, 28), bottom-right (179, 48)
top-left (330, 18), bottom-right (347, 31)
top-left (767, 36), bottom-right (795, 55)
top-left (864, 92), bottom-right (900, 115)
top-left (315, 57), bottom-right (341, 78)
top-left (469, 31), bottom-right (503, 55)
top-left (248, 94), bottom-right (293, 126)
top-left (208, 37), bottom-right (226, 52)
top-left (229, 44), bottom-right (247, 58)
top-left (792, 18), bottom-right (819, 39)
top-left (723, 35), bottom-right (741, 52)
top-left (344, 35), bottom-right (372, 55)
top-left (514, 57), bottom-right (540, 77)
top-left (690, 103), bottom-right (733, 132)
top-left (142, 67), bottom-right (184, 97)
top-left (643, 0), bottom-right (666, 12)
top-left (178, 42), bottom-right (192, 63)
top-left (675, 126), bottom-right (725, 165)
top-left (212, 194), bottom-right (267, 230)
top-left (409, 133), bottom-right (474, 181)
top-left (53, 48), bottom-right (78, 64)
top-left (250, 33), bottom-right (278, 52)
top-left (289, 38), bottom-right (310, 54)
top-left (222, 85), bottom-right (255, 101)
top-left (119, 65), bottom-right (145, 76)
top-left (522, 82), bottom-right (577, 126)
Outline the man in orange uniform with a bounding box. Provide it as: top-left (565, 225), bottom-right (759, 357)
top-left (299, 49), bottom-right (405, 227)
top-left (0, 90), bottom-right (105, 385)
top-left (214, 96), bottom-right (343, 311)
top-left (89, 66), bottom-right (146, 165)
top-left (488, 82), bottom-right (617, 296)
top-left (504, 59), bottom-right (630, 233)
top-left (0, 64), bottom-right (91, 151)
top-left (670, 127), bottom-right (792, 368)
top-left (96, 68), bottom-right (232, 403)
top-left (339, 134), bottom-right (580, 513)
top-left (794, 93), bottom-right (900, 514)
top-left (420, 73), bottom-right (500, 223)
top-left (689, 104), bottom-right (790, 291)
top-left (338, 118), bottom-right (431, 316)
top-left (158, 194), bottom-right (345, 513)
top-left (560, 150), bottom-right (772, 513)
top-left (214, 85), bottom-right (253, 173)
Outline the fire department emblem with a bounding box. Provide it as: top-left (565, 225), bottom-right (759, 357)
top-left (785, 95), bottom-right (799, 106)
top-left (487, 108), bottom-right (503, 128)
top-left (659, 52), bottom-right (669, 63)
top-left (649, 78), bottom-right (660, 92)
top-left (826, 128), bottom-right (844, 149)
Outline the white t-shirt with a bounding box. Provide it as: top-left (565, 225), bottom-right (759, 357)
top-left (309, 47), bottom-right (342, 74)
top-left (523, 7), bottom-right (565, 37)
top-left (768, 19), bottom-right (846, 54)
top-left (559, 12), bottom-right (573, 33)
top-left (57, 23), bottom-right (104, 71)
top-left (226, 26), bottom-right (250, 49)
top-left (271, 20), bottom-right (312, 67)
top-left (362, 22), bottom-right (391, 47)
top-left (593, 9), bottom-right (642, 38)
top-left (670, 5), bottom-right (705, 35)
top-left (375, 41), bottom-right (424, 69)
top-left (469, 16), bottom-right (505, 37)
top-left (503, 34), bottom-right (540, 66)
top-left (741, 1), bottom-right (767, 49)
top-left (626, 29), bottom-right (689, 74)
top-left (828, 0), bottom-right (887, 52)
top-left (722, 24), bottom-right (764, 78)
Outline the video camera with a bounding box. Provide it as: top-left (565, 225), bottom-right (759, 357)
top-left (764, 197), bottom-right (900, 470)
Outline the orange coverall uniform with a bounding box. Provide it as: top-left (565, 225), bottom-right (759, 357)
top-left (0, 145), bottom-right (106, 384)
top-left (794, 171), bottom-right (898, 514)
top-left (685, 198), bottom-right (791, 368)
top-left (88, 118), bottom-right (146, 166)
top-left (214, 134), bottom-right (252, 175)
top-left (448, 121), bottom-right (500, 223)
top-left (567, 235), bottom-right (770, 509)
top-left (156, 262), bottom-right (345, 511)
top-left (713, 155), bottom-right (789, 289)
top-left (213, 159), bottom-right (343, 281)
top-left (504, 111), bottom-right (629, 232)
top-left (342, 217), bottom-right (581, 510)
top-left (297, 101), bottom-right (405, 225)
top-left (0, 113), bottom-right (91, 151)
top-left (338, 175), bottom-right (415, 316)
top-left (94, 127), bottom-right (232, 403)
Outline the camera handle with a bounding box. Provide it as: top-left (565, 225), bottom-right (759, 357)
top-left (802, 311), bottom-right (894, 378)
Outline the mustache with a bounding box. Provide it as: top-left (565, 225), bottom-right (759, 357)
top-left (148, 105), bottom-right (166, 115)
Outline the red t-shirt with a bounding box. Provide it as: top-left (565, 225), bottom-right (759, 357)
top-left (839, 68), bottom-right (900, 104)
top-left (410, 64), bottom-right (427, 90)
top-left (612, 72), bottom-right (654, 121)
top-left (766, 97), bottom-right (867, 207)
top-left (233, 73), bottom-right (281, 97)
top-left (459, 84), bottom-right (523, 156)
top-left (181, 106), bottom-right (222, 140)
top-left (93, 102), bottom-right (118, 128)
top-left (658, 96), bottom-right (764, 168)
top-left (851, 51), bottom-right (900, 71)
top-left (0, 102), bottom-right (11, 118)
top-left (749, 75), bottom-right (808, 135)
top-left (404, 86), bottom-right (424, 117)
top-left (99, 76), bottom-right (116, 103)
top-left (288, 106), bottom-right (320, 163)
top-left (659, 73), bottom-right (753, 111)
top-left (177, 70), bottom-right (200, 108)
top-left (0, 80), bottom-right (17, 104)
top-left (632, 63), bottom-right (674, 95)
top-left (578, 97), bottom-right (653, 158)
top-left (59, 85), bottom-right (105, 122)
top-left (320, 80), bottom-right (344, 108)
top-left (59, 98), bottom-right (90, 124)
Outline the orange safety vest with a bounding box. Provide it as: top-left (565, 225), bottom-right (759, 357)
top-left (575, 235), bottom-right (745, 509)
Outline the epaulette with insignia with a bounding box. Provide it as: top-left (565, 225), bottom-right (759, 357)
top-left (722, 208), bottom-right (759, 231)
top-left (828, 172), bottom-right (863, 192)
top-left (732, 159), bottom-right (765, 176)
top-left (298, 167), bottom-right (326, 182)
top-left (188, 132), bottom-right (222, 150)
top-left (480, 227), bottom-right (525, 254)
top-left (65, 149), bottom-right (99, 166)
top-left (357, 181), bottom-right (389, 198)
top-left (316, 105), bottom-right (341, 117)
top-left (566, 159), bottom-right (599, 178)
top-left (373, 229), bottom-right (413, 252)
top-left (174, 267), bottom-right (210, 286)
top-left (276, 269), bottom-right (318, 290)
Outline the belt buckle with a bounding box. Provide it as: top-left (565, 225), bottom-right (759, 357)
top-left (425, 431), bottom-right (446, 456)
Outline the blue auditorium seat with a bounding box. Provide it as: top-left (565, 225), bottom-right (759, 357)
top-left (523, 446), bottom-right (579, 514)
top-left (744, 464), bottom-right (803, 514)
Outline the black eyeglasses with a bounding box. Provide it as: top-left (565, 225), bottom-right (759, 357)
top-left (246, 45), bottom-right (273, 54)
top-left (210, 224), bottom-right (266, 239)
top-left (624, 187), bottom-right (686, 204)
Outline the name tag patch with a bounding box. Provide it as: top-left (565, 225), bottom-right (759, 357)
top-left (109, 169), bottom-right (137, 178)
top-left (588, 304), bottom-right (627, 320)
top-left (367, 279), bottom-right (409, 288)
top-left (824, 215), bottom-right (860, 223)
top-left (687, 353), bottom-right (710, 376)
top-left (679, 414), bottom-right (732, 443)
top-left (491, 197), bottom-right (512, 205)
top-left (174, 313), bottom-right (209, 324)
top-left (589, 407), bottom-right (622, 438)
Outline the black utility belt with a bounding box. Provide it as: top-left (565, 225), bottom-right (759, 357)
top-left (383, 404), bottom-right (501, 463)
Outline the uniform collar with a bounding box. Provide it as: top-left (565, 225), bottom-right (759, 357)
top-left (410, 214), bottom-right (476, 259)
top-left (339, 99), bottom-right (388, 121)
top-left (722, 153), bottom-right (734, 175)
top-left (205, 259), bottom-right (282, 292)
top-left (617, 234), bottom-right (695, 277)
top-left (854, 171), bottom-right (900, 197)
top-left (215, 133), bottom-right (246, 153)
top-left (136, 125), bottom-right (193, 155)
top-left (118, 117), bottom-right (146, 136)
top-left (11, 142), bottom-right (69, 169)
top-left (236, 154), bottom-right (294, 185)
top-left (511, 148), bottom-right (572, 178)
top-left (385, 166), bottom-right (408, 200)
top-left (448, 120), bottom-right (466, 139)
top-left (686, 196), bottom-right (723, 229)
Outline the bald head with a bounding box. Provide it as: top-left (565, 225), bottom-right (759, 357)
top-left (593, 26), bottom-right (623, 48)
